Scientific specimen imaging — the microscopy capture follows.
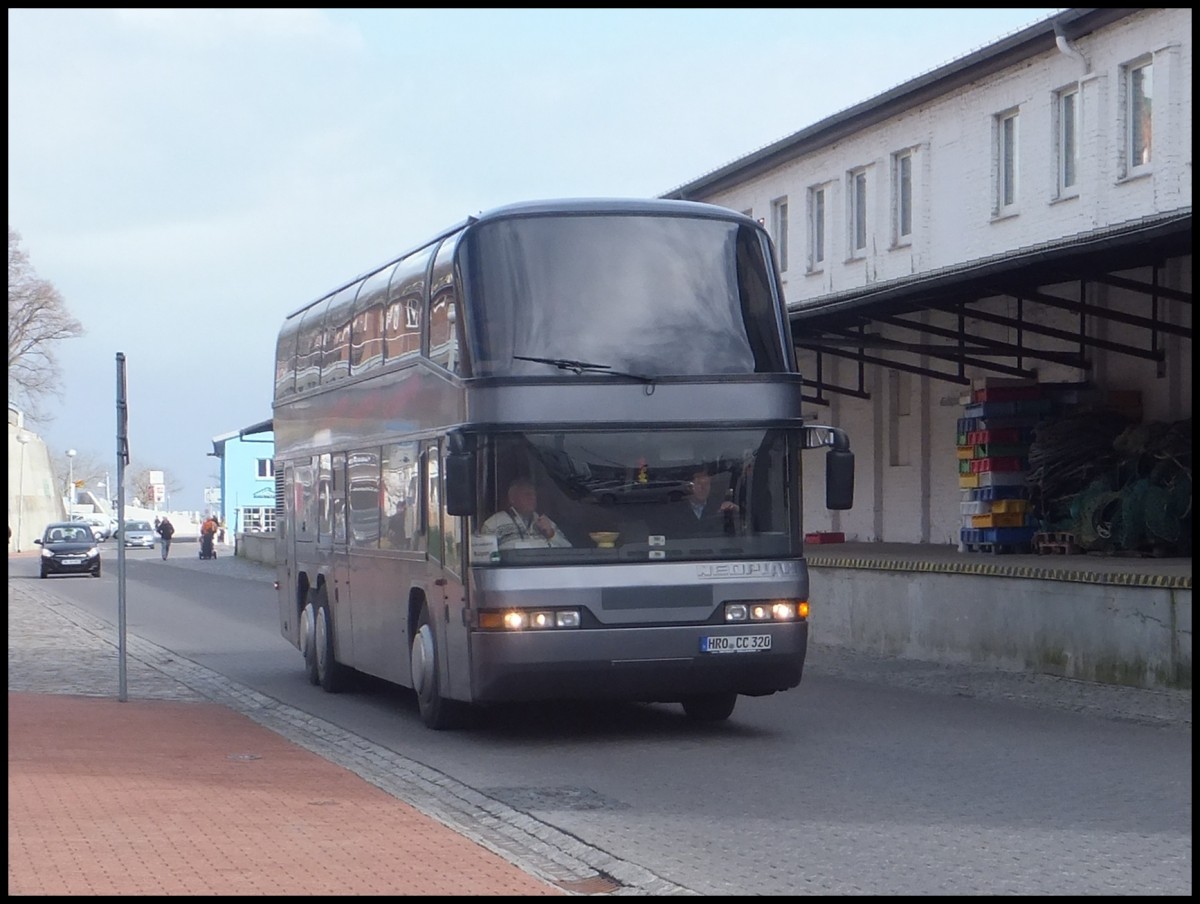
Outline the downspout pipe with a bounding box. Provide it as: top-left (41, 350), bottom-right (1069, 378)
top-left (1054, 23), bottom-right (1089, 72)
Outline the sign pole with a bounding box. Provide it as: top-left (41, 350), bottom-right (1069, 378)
top-left (116, 353), bottom-right (129, 702)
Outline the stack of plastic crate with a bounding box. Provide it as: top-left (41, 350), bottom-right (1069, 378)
top-left (956, 383), bottom-right (1048, 553)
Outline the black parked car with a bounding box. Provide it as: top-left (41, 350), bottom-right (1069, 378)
top-left (35, 522), bottom-right (102, 579)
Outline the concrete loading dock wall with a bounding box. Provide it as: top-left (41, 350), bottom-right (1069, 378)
top-left (808, 546), bottom-right (1191, 691)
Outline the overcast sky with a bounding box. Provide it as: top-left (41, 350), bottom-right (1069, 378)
top-left (8, 7), bottom-right (1060, 511)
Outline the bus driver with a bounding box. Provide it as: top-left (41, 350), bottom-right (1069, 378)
top-left (481, 477), bottom-right (572, 549)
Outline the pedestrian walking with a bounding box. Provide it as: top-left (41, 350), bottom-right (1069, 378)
top-left (156, 516), bottom-right (175, 560)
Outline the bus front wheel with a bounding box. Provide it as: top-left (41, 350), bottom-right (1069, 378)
top-left (681, 692), bottom-right (738, 722)
top-left (410, 604), bottom-right (462, 730)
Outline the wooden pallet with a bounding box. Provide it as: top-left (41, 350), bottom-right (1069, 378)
top-left (1034, 531), bottom-right (1082, 555)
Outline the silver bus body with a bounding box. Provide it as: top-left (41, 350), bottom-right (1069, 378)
top-left (272, 199), bottom-right (853, 727)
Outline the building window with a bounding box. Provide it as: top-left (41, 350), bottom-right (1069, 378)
top-left (807, 186), bottom-right (826, 270)
top-left (1124, 58), bottom-right (1153, 173)
top-left (1055, 86), bottom-right (1079, 196)
top-left (848, 169), bottom-right (868, 255)
top-left (256, 458), bottom-right (274, 479)
top-left (771, 197), bottom-right (788, 273)
top-left (995, 109), bottom-right (1020, 214)
top-left (892, 149), bottom-right (913, 245)
top-left (240, 506), bottom-right (276, 533)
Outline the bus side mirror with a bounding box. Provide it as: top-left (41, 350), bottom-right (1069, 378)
top-left (445, 452), bottom-right (476, 517)
top-left (825, 448), bottom-right (855, 511)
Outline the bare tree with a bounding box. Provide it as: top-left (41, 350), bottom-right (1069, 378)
top-left (8, 227), bottom-right (85, 420)
top-left (49, 449), bottom-right (108, 501)
top-left (124, 463), bottom-right (184, 509)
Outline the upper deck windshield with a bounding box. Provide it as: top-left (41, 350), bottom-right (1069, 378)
top-left (470, 428), bottom-right (798, 566)
top-left (458, 212), bottom-right (789, 378)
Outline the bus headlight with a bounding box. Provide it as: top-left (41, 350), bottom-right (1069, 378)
top-left (479, 609), bottom-right (582, 630)
top-left (723, 600), bottom-right (805, 622)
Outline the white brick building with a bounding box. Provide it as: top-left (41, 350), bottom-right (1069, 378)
top-left (665, 7), bottom-right (1192, 546)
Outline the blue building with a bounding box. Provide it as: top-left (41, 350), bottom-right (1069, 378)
top-left (209, 419), bottom-right (275, 534)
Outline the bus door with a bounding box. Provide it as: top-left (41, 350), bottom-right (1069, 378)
top-left (278, 461), bottom-right (298, 643)
top-left (318, 452), bottom-right (353, 666)
top-left (429, 439), bottom-right (470, 701)
top-left (280, 457), bottom-right (318, 645)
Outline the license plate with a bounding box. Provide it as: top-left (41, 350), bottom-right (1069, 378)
top-left (700, 634), bottom-right (772, 654)
top-left (61, 558), bottom-right (83, 566)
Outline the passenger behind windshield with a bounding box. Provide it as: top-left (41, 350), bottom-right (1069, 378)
top-left (481, 478), bottom-right (572, 549)
top-left (659, 467), bottom-right (739, 537)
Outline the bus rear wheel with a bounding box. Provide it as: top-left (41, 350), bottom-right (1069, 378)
top-left (314, 592), bottom-right (347, 693)
top-left (681, 692), bottom-right (738, 722)
top-left (410, 604), bottom-right (463, 730)
top-left (300, 593), bottom-right (319, 685)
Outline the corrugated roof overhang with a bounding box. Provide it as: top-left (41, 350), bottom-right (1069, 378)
top-left (790, 210), bottom-right (1192, 403)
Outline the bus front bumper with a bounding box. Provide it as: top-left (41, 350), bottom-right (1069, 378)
top-left (468, 620), bottom-right (808, 703)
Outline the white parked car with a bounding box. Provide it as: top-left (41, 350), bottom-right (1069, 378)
top-left (71, 514), bottom-right (112, 542)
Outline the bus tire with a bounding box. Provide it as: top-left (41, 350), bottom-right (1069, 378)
top-left (681, 692), bottom-right (738, 722)
top-left (410, 604), bottom-right (461, 730)
top-left (300, 593), bottom-right (319, 685)
top-left (314, 592), bottom-right (347, 693)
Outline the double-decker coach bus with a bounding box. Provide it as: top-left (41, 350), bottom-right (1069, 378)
top-left (272, 198), bottom-right (854, 729)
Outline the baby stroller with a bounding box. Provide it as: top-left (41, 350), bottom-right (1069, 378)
top-left (199, 527), bottom-right (217, 559)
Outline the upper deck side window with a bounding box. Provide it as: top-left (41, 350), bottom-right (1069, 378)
top-left (295, 297), bottom-right (331, 394)
top-left (274, 316), bottom-right (303, 400)
top-left (386, 245), bottom-right (434, 364)
top-left (458, 213), bottom-right (788, 378)
top-left (321, 283), bottom-right (359, 386)
top-left (350, 263), bottom-right (395, 374)
top-left (428, 235), bottom-right (465, 376)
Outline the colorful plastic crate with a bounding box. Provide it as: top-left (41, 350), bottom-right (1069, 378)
top-left (960, 525), bottom-right (1037, 547)
top-left (974, 443), bottom-right (1028, 459)
top-left (966, 428), bottom-right (1027, 445)
top-left (991, 499), bottom-right (1029, 514)
top-left (970, 512), bottom-right (1029, 529)
top-left (978, 471), bottom-right (1027, 487)
top-left (969, 456), bottom-right (1025, 473)
top-left (972, 386), bottom-right (1043, 403)
top-left (963, 485), bottom-right (1028, 501)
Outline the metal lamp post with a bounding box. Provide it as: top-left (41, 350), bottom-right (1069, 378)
top-left (16, 432), bottom-right (31, 552)
top-left (66, 448), bottom-right (77, 520)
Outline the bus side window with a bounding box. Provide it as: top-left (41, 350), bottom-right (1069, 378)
top-left (331, 452), bottom-right (347, 545)
top-left (348, 449), bottom-right (380, 548)
top-left (382, 441), bottom-right (422, 551)
top-left (317, 453), bottom-right (334, 542)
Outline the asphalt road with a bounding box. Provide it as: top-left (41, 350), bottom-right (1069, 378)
top-left (9, 545), bottom-right (1192, 895)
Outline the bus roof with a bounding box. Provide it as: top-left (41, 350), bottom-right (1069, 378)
top-left (283, 198), bottom-right (757, 321)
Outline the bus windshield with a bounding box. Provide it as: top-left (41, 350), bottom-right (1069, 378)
top-left (469, 428), bottom-right (797, 566)
top-left (458, 213), bottom-right (788, 378)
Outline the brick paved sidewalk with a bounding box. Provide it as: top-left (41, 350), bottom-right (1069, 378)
top-left (7, 692), bottom-right (563, 896)
top-left (7, 563), bottom-right (566, 897)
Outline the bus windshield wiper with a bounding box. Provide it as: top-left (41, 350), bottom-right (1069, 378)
top-left (514, 355), bottom-right (654, 384)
